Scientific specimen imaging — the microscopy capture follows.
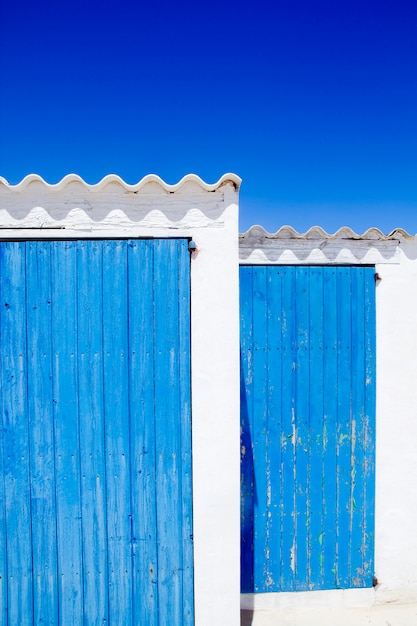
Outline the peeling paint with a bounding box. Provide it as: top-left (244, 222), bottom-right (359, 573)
top-left (290, 539), bottom-right (296, 574)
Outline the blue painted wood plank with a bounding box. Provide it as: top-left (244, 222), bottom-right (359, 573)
top-left (77, 240), bottom-right (109, 623)
top-left (335, 267), bottom-right (353, 587)
top-left (102, 240), bottom-right (133, 625)
top-left (153, 239), bottom-right (183, 623)
top-left (176, 239), bottom-right (194, 625)
top-left (26, 241), bottom-right (59, 623)
top-left (252, 267), bottom-right (269, 592)
top-left (363, 267), bottom-right (376, 585)
top-left (128, 240), bottom-right (159, 626)
top-left (308, 267), bottom-right (324, 589)
top-left (279, 266), bottom-right (296, 591)
top-left (294, 267), bottom-right (310, 590)
top-left (1, 242), bottom-right (34, 624)
top-left (350, 267), bottom-right (367, 586)
top-left (51, 241), bottom-right (84, 622)
top-left (0, 244), bottom-right (8, 624)
top-left (265, 268), bottom-right (283, 590)
top-left (320, 268), bottom-right (338, 589)
top-left (240, 266), bottom-right (255, 593)
top-left (0, 441), bottom-right (6, 625)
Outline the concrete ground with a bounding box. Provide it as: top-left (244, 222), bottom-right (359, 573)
top-left (241, 603), bottom-right (417, 625)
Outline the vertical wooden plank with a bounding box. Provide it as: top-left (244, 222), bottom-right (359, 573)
top-left (350, 267), bottom-right (367, 586)
top-left (240, 266), bottom-right (255, 593)
top-left (77, 240), bottom-right (109, 622)
top-left (128, 240), bottom-right (159, 626)
top-left (102, 240), bottom-right (132, 625)
top-left (363, 267), bottom-right (376, 585)
top-left (294, 267), bottom-right (310, 590)
top-left (308, 267), bottom-right (324, 589)
top-left (322, 267), bottom-right (338, 589)
top-left (177, 239), bottom-right (194, 625)
top-left (252, 266), bottom-right (269, 592)
top-left (1, 241), bottom-right (34, 624)
top-left (336, 267), bottom-right (353, 587)
top-left (0, 243), bottom-right (8, 624)
top-left (265, 267), bottom-right (282, 590)
top-left (0, 434), bottom-right (6, 624)
top-left (153, 239), bottom-right (183, 623)
top-left (26, 241), bottom-right (59, 623)
top-left (279, 266), bottom-right (296, 591)
top-left (51, 240), bottom-right (84, 623)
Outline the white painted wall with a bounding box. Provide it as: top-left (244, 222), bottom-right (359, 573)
top-left (0, 173), bottom-right (242, 626)
top-left (240, 230), bottom-right (417, 619)
top-left (374, 238), bottom-right (417, 605)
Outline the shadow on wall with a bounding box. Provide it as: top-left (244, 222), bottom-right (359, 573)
top-left (240, 352), bottom-right (255, 593)
top-left (241, 354), bottom-right (255, 626)
top-left (241, 609), bottom-right (254, 626)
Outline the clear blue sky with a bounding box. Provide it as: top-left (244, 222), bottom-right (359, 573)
top-left (1, 0), bottom-right (416, 234)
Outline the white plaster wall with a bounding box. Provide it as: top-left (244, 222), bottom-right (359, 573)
top-left (190, 182), bottom-right (241, 626)
top-left (0, 174), bottom-right (242, 626)
top-left (374, 240), bottom-right (417, 605)
top-left (239, 235), bottom-right (417, 617)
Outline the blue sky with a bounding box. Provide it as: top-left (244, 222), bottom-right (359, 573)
top-left (0, 0), bottom-right (416, 234)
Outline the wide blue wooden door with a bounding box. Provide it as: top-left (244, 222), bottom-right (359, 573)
top-left (240, 266), bottom-right (375, 592)
top-left (0, 239), bottom-right (193, 625)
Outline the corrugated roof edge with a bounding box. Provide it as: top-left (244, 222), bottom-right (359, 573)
top-left (240, 224), bottom-right (414, 240)
top-left (0, 173), bottom-right (242, 192)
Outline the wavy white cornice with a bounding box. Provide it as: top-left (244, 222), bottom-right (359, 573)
top-left (0, 173), bottom-right (241, 236)
top-left (240, 224), bottom-right (413, 241)
top-left (239, 224), bottom-right (414, 265)
top-left (0, 173), bottom-right (242, 192)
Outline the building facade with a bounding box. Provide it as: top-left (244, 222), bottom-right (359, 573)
top-left (0, 173), bottom-right (416, 625)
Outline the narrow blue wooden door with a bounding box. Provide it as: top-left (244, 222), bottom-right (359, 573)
top-left (0, 239), bottom-right (193, 625)
top-left (240, 266), bottom-right (376, 592)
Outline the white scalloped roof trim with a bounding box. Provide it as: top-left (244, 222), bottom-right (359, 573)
top-left (0, 173), bottom-right (242, 192)
top-left (240, 224), bottom-right (413, 240)
top-left (0, 173), bottom-right (240, 235)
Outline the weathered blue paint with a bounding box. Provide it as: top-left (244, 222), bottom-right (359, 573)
top-left (26, 241), bottom-right (59, 623)
top-left (0, 239), bottom-right (194, 624)
top-left (128, 239), bottom-right (159, 625)
top-left (1, 243), bottom-right (33, 624)
top-left (77, 239), bottom-right (109, 623)
top-left (240, 265), bottom-right (376, 592)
